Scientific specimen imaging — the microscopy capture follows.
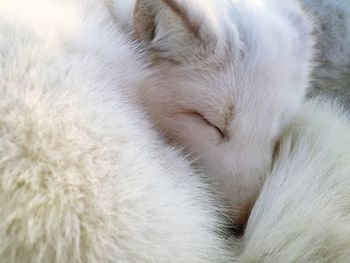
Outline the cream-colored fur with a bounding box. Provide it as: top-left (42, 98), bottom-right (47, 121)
top-left (238, 98), bottom-right (350, 262)
top-left (0, 0), bottom-right (235, 262)
top-left (108, 4), bottom-right (350, 261)
top-left (111, 0), bottom-right (315, 221)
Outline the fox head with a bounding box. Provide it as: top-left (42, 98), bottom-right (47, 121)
top-left (133, 0), bottom-right (315, 221)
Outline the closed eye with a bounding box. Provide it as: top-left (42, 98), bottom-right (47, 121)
top-left (189, 111), bottom-right (226, 140)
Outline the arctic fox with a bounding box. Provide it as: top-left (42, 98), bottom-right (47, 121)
top-left (238, 98), bottom-right (350, 262)
top-left (114, 0), bottom-right (316, 221)
top-left (0, 0), bottom-right (234, 262)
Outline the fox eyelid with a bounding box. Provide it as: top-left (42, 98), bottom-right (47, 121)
top-left (190, 111), bottom-right (226, 140)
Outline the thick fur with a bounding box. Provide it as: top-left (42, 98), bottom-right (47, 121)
top-left (238, 98), bottom-right (350, 262)
top-left (111, 0), bottom-right (315, 221)
top-left (0, 0), bottom-right (235, 262)
top-left (302, 0), bottom-right (350, 103)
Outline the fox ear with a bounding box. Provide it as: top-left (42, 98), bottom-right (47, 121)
top-left (133, 0), bottom-right (221, 62)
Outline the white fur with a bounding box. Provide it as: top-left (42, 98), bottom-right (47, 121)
top-left (302, 0), bottom-right (350, 102)
top-left (238, 98), bottom-right (350, 262)
top-left (0, 0), bottom-right (235, 262)
top-left (114, 0), bottom-right (315, 221)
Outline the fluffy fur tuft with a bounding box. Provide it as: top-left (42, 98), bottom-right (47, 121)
top-left (238, 98), bottom-right (350, 262)
top-left (0, 0), bottom-right (235, 262)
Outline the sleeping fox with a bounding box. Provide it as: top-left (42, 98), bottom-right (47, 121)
top-left (112, 0), bottom-right (315, 222)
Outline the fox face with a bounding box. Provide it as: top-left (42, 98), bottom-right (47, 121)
top-left (133, 0), bottom-right (315, 221)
